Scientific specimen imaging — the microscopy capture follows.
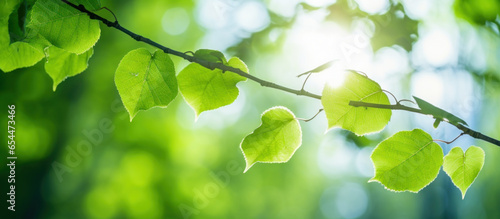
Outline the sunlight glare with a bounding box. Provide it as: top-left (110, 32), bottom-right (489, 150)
top-left (355, 0), bottom-right (390, 14)
top-left (322, 68), bottom-right (348, 89)
top-left (268, 0), bottom-right (302, 17)
top-left (417, 29), bottom-right (456, 67)
top-left (304, 0), bottom-right (337, 7)
top-left (162, 8), bottom-right (190, 35)
top-left (411, 71), bottom-right (444, 105)
top-left (235, 1), bottom-right (270, 32)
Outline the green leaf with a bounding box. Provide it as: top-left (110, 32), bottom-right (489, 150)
top-left (44, 46), bottom-right (93, 91)
top-left (6, 0), bottom-right (27, 42)
top-left (1, 0), bottom-right (20, 46)
top-left (178, 55), bottom-right (248, 118)
top-left (0, 0), bottom-right (46, 72)
top-left (0, 41), bottom-right (44, 72)
top-left (192, 49), bottom-right (227, 64)
top-left (240, 106), bottom-right (302, 173)
top-left (433, 119), bottom-right (442, 128)
top-left (321, 70), bottom-right (392, 135)
top-left (0, 0), bottom-right (51, 73)
top-left (413, 96), bottom-right (468, 126)
top-left (370, 129), bottom-right (444, 192)
top-left (443, 146), bottom-right (485, 199)
top-left (0, 0), bottom-right (20, 24)
top-left (28, 0), bottom-right (101, 54)
top-left (115, 48), bottom-right (178, 121)
top-left (296, 60), bottom-right (337, 77)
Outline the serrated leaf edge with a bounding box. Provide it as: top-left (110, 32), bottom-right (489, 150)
top-left (323, 71), bottom-right (392, 136)
top-left (443, 146), bottom-right (485, 199)
top-left (240, 106), bottom-right (302, 173)
top-left (115, 49), bottom-right (177, 122)
top-left (179, 57), bottom-right (248, 120)
top-left (47, 46), bottom-right (94, 91)
top-left (28, 1), bottom-right (102, 55)
top-left (368, 129), bottom-right (443, 193)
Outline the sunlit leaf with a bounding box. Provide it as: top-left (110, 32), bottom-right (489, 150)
top-left (322, 70), bottom-right (392, 135)
top-left (44, 46), bottom-right (94, 91)
top-left (0, 41), bottom-right (44, 72)
top-left (240, 106), bottom-right (302, 173)
top-left (443, 146), bottom-right (485, 199)
top-left (413, 96), bottom-right (468, 126)
top-left (178, 55), bottom-right (248, 118)
top-left (115, 48), bottom-right (178, 121)
top-left (28, 0), bottom-right (101, 54)
top-left (370, 129), bottom-right (444, 192)
top-left (0, 0), bottom-right (46, 72)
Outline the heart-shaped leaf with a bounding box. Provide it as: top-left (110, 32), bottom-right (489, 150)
top-left (178, 54), bottom-right (248, 118)
top-left (115, 48), bottom-right (178, 121)
top-left (370, 129), bottom-right (444, 192)
top-left (240, 106), bottom-right (302, 173)
top-left (443, 146), bottom-right (485, 199)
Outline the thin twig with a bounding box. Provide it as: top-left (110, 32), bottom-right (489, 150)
top-left (382, 89), bottom-right (398, 103)
top-left (300, 73), bottom-right (312, 91)
top-left (434, 133), bottom-right (465, 144)
top-left (397, 99), bottom-right (416, 105)
top-left (97, 7), bottom-right (118, 23)
top-left (61, 0), bottom-right (500, 148)
top-left (297, 109), bottom-right (324, 122)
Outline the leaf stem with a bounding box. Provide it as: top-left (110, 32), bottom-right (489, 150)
top-left (300, 73), bottom-right (312, 91)
top-left (397, 99), bottom-right (416, 105)
top-left (61, 0), bottom-right (321, 100)
top-left (349, 101), bottom-right (500, 147)
top-left (434, 133), bottom-right (465, 144)
top-left (382, 89), bottom-right (398, 103)
top-left (297, 109), bottom-right (324, 122)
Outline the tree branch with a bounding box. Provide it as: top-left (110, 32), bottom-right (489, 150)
top-left (62, 0), bottom-right (500, 148)
top-left (349, 101), bottom-right (500, 147)
top-left (61, 0), bottom-right (321, 100)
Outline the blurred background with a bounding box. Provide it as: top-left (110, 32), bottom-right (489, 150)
top-left (1, 0), bottom-right (500, 218)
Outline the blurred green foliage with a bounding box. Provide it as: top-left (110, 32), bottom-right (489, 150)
top-left (1, 0), bottom-right (500, 218)
top-left (454, 0), bottom-right (500, 25)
